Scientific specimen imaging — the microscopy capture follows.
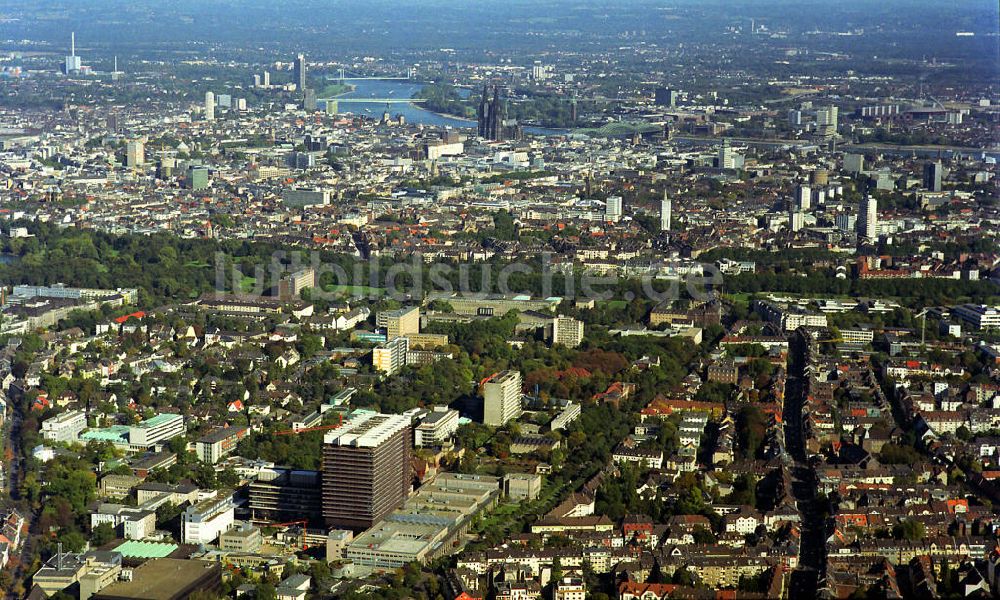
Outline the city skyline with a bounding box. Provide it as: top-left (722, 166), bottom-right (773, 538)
top-left (0, 1), bottom-right (996, 599)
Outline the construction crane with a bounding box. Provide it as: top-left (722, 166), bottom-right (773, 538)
top-left (915, 308), bottom-right (930, 348)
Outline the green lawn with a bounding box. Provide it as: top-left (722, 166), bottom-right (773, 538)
top-left (725, 292), bottom-right (753, 307)
top-left (600, 300), bottom-right (629, 309)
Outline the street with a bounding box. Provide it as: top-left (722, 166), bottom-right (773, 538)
top-left (3, 392), bottom-right (38, 599)
top-left (782, 331), bottom-right (826, 599)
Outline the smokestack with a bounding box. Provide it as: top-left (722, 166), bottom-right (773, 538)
top-left (71, 32), bottom-right (75, 57)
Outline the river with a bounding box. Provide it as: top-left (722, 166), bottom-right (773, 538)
top-left (327, 79), bottom-right (568, 135)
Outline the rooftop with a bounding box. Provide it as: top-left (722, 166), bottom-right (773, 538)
top-left (324, 412), bottom-right (410, 448)
top-left (91, 558), bottom-right (219, 600)
top-left (113, 540), bottom-right (178, 559)
top-left (136, 413), bottom-right (182, 429)
top-left (80, 425), bottom-right (130, 444)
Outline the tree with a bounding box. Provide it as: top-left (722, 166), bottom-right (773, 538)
top-left (91, 522), bottom-right (116, 547)
top-left (692, 525), bottom-right (716, 544)
top-left (671, 568), bottom-right (696, 586)
top-left (58, 530), bottom-right (89, 552)
top-left (492, 210), bottom-right (517, 241)
top-left (255, 583), bottom-right (277, 600)
top-left (44, 461), bottom-right (97, 514)
top-left (156, 501), bottom-right (184, 527)
top-left (310, 560), bottom-right (331, 582)
top-left (878, 443), bottom-right (922, 466)
top-left (892, 518), bottom-right (926, 541)
top-left (736, 405), bottom-right (767, 460)
top-left (427, 299), bottom-right (454, 313)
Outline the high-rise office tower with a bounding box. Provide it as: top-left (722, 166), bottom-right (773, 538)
top-left (110, 56), bottom-right (122, 81)
top-left (789, 210), bottom-right (804, 232)
top-left (718, 138), bottom-right (740, 169)
top-left (262, 71), bottom-right (270, 87)
top-left (654, 87), bottom-right (678, 107)
top-left (843, 153), bottom-right (865, 174)
top-left (605, 196), bottom-right (623, 222)
top-left (482, 370), bottom-right (523, 427)
top-left (64, 32), bottom-right (82, 74)
top-left (303, 88), bottom-right (317, 111)
top-left (814, 106), bottom-right (839, 139)
top-left (816, 106), bottom-right (838, 130)
top-left (294, 54), bottom-right (307, 91)
top-left (923, 161), bottom-right (943, 192)
top-left (157, 157), bottom-right (176, 179)
top-left (125, 140), bottom-right (145, 168)
top-left (660, 192), bottom-right (672, 231)
top-left (187, 166), bottom-right (210, 190)
top-left (795, 184), bottom-right (811, 211)
top-left (835, 213), bottom-right (857, 233)
top-left (858, 195), bottom-right (878, 240)
top-left (204, 91), bottom-right (215, 121)
top-left (322, 412), bottom-right (411, 530)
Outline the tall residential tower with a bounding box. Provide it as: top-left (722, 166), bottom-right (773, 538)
top-left (204, 91), bottom-right (215, 121)
top-left (482, 370), bottom-right (523, 427)
top-left (858, 195), bottom-right (878, 240)
top-left (660, 192), bottom-right (672, 231)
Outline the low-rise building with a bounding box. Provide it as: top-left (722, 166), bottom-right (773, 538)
top-left (89, 558), bottom-right (222, 600)
top-left (218, 522), bottom-right (262, 554)
top-left (414, 407), bottom-right (460, 447)
top-left (41, 409), bottom-right (87, 442)
top-left (32, 551), bottom-right (122, 598)
top-left (344, 473), bottom-right (500, 569)
top-left (953, 304), bottom-right (1000, 330)
top-left (550, 402), bottom-right (581, 431)
top-left (504, 473), bottom-right (543, 501)
top-left (90, 503), bottom-right (156, 540)
top-left (196, 426), bottom-right (248, 464)
top-left (612, 445), bottom-right (664, 469)
top-left (554, 577), bottom-right (586, 600)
